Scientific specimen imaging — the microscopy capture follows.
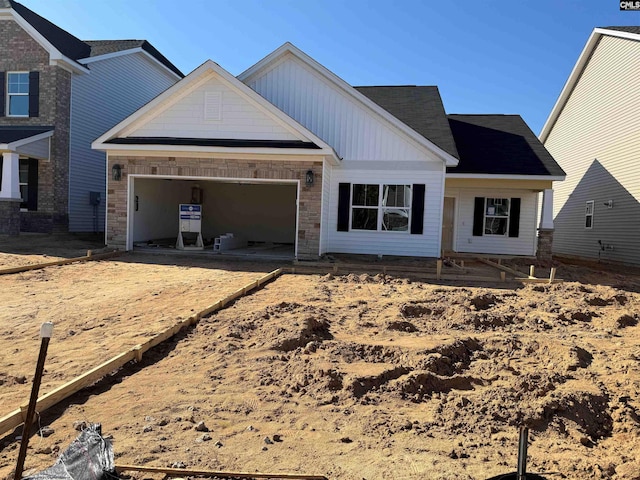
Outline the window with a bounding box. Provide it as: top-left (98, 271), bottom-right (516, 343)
top-left (351, 184), bottom-right (411, 232)
top-left (585, 200), bottom-right (594, 229)
top-left (484, 198), bottom-right (510, 235)
top-left (7, 72), bottom-right (29, 117)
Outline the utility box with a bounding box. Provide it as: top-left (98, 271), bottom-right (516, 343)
top-left (176, 204), bottom-right (203, 250)
top-left (89, 191), bottom-right (101, 205)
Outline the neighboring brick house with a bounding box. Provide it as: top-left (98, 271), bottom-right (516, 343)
top-left (0, 0), bottom-right (182, 234)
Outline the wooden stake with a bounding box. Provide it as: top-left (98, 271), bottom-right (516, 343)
top-left (460, 260), bottom-right (465, 268)
top-left (500, 271), bottom-right (506, 282)
top-left (436, 259), bottom-right (442, 280)
top-left (115, 464), bottom-right (328, 480)
top-left (549, 267), bottom-right (557, 284)
top-left (15, 323), bottom-right (53, 480)
top-left (529, 265), bottom-right (535, 277)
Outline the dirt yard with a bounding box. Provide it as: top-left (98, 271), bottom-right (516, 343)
top-left (1, 238), bottom-right (640, 480)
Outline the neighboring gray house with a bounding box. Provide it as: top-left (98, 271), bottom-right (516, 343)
top-left (0, 0), bottom-right (182, 234)
top-left (540, 27), bottom-right (640, 265)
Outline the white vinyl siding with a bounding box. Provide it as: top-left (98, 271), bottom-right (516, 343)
top-left (327, 167), bottom-right (444, 257)
top-left (69, 52), bottom-right (178, 232)
top-left (544, 34), bottom-right (640, 264)
top-left (245, 55), bottom-right (443, 163)
top-left (131, 75), bottom-right (299, 141)
top-left (447, 188), bottom-right (538, 256)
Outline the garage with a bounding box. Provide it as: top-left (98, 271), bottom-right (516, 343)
top-left (130, 176), bottom-right (298, 257)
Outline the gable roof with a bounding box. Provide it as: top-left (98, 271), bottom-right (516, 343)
top-left (355, 86), bottom-right (459, 159)
top-left (5, 0), bottom-right (90, 61)
top-left (447, 114), bottom-right (565, 178)
top-left (540, 26), bottom-right (640, 142)
top-left (93, 59), bottom-right (339, 163)
top-left (239, 42), bottom-right (459, 167)
top-left (1, 1), bottom-right (181, 77)
top-left (84, 40), bottom-right (184, 77)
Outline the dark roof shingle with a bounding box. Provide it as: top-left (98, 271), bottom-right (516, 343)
top-left (7, 0), bottom-right (90, 61)
top-left (85, 40), bottom-right (183, 77)
top-left (355, 86), bottom-right (459, 159)
top-left (600, 26), bottom-right (640, 35)
top-left (447, 114), bottom-right (565, 176)
top-left (0, 126), bottom-right (54, 144)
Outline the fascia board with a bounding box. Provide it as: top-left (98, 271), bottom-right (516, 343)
top-left (93, 143), bottom-right (333, 159)
top-left (539, 29), bottom-right (602, 142)
top-left (80, 48), bottom-right (182, 80)
top-left (239, 43), bottom-right (460, 167)
top-left (446, 173), bottom-right (566, 181)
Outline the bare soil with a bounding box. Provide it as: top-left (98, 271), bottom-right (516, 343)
top-left (1, 239), bottom-right (639, 480)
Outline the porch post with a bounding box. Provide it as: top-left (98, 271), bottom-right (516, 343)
top-left (0, 152), bottom-right (21, 199)
top-left (539, 188), bottom-right (554, 229)
top-left (537, 189), bottom-right (554, 261)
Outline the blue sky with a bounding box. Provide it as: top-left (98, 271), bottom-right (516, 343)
top-left (18, 0), bottom-right (640, 134)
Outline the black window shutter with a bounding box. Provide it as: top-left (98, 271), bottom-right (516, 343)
top-left (0, 71), bottom-right (5, 117)
top-left (410, 184), bottom-right (425, 234)
top-left (473, 197), bottom-right (485, 236)
top-left (337, 183), bottom-right (351, 232)
top-left (509, 198), bottom-right (521, 238)
top-left (29, 71), bottom-right (39, 117)
top-left (27, 158), bottom-right (38, 211)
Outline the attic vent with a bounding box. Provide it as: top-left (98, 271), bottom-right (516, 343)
top-left (204, 91), bottom-right (222, 121)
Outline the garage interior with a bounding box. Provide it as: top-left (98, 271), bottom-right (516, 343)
top-left (131, 177), bottom-right (297, 258)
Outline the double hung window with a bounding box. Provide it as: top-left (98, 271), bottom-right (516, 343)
top-left (351, 184), bottom-right (411, 232)
top-left (7, 72), bottom-right (29, 117)
top-left (484, 198), bottom-right (510, 235)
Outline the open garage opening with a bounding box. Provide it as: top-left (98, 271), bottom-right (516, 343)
top-left (130, 176), bottom-right (298, 258)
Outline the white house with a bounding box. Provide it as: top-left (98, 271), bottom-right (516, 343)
top-left (92, 43), bottom-right (564, 259)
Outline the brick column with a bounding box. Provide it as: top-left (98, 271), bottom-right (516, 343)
top-left (537, 228), bottom-right (553, 261)
top-left (0, 199), bottom-right (21, 235)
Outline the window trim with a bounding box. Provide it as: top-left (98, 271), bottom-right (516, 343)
top-left (7, 71), bottom-right (29, 118)
top-left (350, 183), bottom-right (412, 233)
top-left (585, 200), bottom-right (594, 229)
top-left (483, 197), bottom-right (510, 236)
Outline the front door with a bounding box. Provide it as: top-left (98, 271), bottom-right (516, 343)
top-left (441, 197), bottom-right (455, 254)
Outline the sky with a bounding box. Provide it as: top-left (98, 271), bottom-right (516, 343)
top-left (17, 0), bottom-right (640, 134)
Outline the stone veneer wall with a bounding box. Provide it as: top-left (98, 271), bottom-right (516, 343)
top-left (0, 20), bottom-right (72, 233)
top-left (107, 156), bottom-right (324, 259)
top-left (537, 228), bottom-right (554, 262)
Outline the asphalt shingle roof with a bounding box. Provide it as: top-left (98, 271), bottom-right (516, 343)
top-left (85, 40), bottom-right (183, 77)
top-left (0, 126), bottom-right (54, 144)
top-left (600, 26), bottom-right (640, 35)
top-left (447, 114), bottom-right (565, 176)
top-left (355, 86), bottom-right (459, 159)
top-left (4, 1), bottom-right (182, 77)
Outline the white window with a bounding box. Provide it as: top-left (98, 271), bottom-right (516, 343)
top-left (351, 184), bottom-right (411, 232)
top-left (7, 72), bottom-right (29, 117)
top-left (585, 200), bottom-right (594, 229)
top-left (484, 198), bottom-right (510, 235)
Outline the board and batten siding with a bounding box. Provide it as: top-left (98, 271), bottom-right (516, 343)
top-left (326, 167), bottom-right (445, 257)
top-left (446, 188), bottom-right (538, 256)
top-left (130, 74), bottom-right (300, 141)
top-left (69, 52), bottom-right (178, 232)
top-left (245, 55), bottom-right (442, 163)
top-left (544, 34), bottom-right (640, 264)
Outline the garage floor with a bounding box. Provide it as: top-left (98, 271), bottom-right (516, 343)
top-left (134, 240), bottom-right (295, 260)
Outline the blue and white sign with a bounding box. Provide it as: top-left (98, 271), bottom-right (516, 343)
top-left (179, 204), bottom-right (202, 233)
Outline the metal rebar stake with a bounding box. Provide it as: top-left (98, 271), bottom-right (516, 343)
top-left (517, 426), bottom-right (529, 480)
top-left (14, 322), bottom-right (54, 480)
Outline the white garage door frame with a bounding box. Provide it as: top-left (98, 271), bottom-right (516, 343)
top-left (127, 174), bottom-right (301, 256)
